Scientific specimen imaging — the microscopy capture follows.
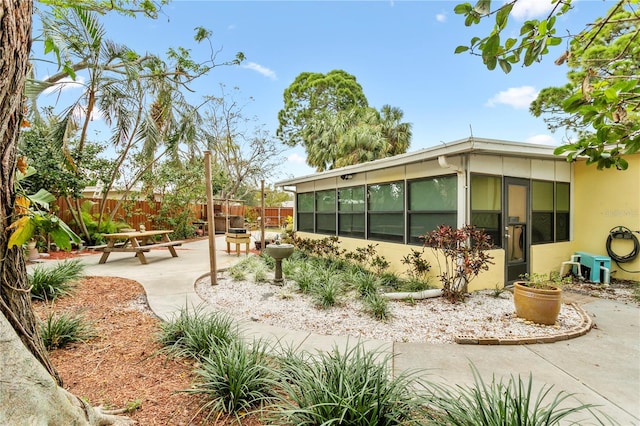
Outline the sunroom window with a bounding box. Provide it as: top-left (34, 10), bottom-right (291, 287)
top-left (367, 182), bottom-right (404, 242)
top-left (408, 175), bottom-right (457, 244)
top-left (296, 192), bottom-right (314, 233)
top-left (338, 186), bottom-right (365, 238)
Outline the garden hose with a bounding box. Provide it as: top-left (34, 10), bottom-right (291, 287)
top-left (606, 226), bottom-right (640, 273)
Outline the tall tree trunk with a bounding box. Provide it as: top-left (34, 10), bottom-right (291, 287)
top-left (0, 0), bottom-right (61, 384)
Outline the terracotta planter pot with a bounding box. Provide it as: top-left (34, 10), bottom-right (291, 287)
top-left (513, 281), bottom-right (562, 325)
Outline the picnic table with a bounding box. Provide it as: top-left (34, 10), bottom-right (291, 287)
top-left (97, 230), bottom-right (183, 264)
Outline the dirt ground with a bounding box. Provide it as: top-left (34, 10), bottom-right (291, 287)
top-left (32, 274), bottom-right (263, 425)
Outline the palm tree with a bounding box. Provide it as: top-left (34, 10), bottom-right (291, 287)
top-left (379, 104), bottom-right (411, 156)
top-left (30, 8), bottom-right (225, 243)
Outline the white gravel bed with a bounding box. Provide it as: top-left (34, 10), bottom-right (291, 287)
top-left (195, 274), bottom-right (586, 344)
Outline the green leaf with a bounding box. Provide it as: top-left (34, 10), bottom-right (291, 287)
top-left (505, 37), bottom-right (517, 51)
top-left (538, 20), bottom-right (548, 36)
top-left (520, 21), bottom-right (535, 36)
top-left (28, 189), bottom-right (56, 209)
top-left (455, 45), bottom-right (470, 54)
top-left (498, 59), bottom-right (512, 74)
top-left (548, 37), bottom-right (562, 46)
top-left (465, 14), bottom-right (475, 26)
top-left (454, 3), bottom-right (473, 14)
top-left (496, 3), bottom-right (513, 30)
top-left (486, 56), bottom-right (497, 70)
top-left (603, 87), bottom-right (619, 102)
top-left (616, 158), bottom-right (629, 170)
top-left (473, 0), bottom-right (491, 15)
top-left (596, 126), bottom-right (610, 143)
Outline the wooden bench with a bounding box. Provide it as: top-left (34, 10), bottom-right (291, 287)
top-left (90, 241), bottom-right (126, 251)
top-left (98, 230), bottom-right (182, 264)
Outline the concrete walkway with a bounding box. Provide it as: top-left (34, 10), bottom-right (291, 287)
top-left (61, 237), bottom-right (639, 424)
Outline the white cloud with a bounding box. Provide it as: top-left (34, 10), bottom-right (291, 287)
top-left (242, 62), bottom-right (277, 80)
top-left (526, 134), bottom-right (556, 145)
top-left (436, 13), bottom-right (447, 23)
top-left (511, 0), bottom-right (554, 20)
top-left (485, 86), bottom-right (539, 109)
top-left (287, 152), bottom-right (306, 164)
top-left (42, 76), bottom-right (85, 95)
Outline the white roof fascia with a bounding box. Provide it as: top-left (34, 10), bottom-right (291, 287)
top-left (275, 137), bottom-right (564, 187)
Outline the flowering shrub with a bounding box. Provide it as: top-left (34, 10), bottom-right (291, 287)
top-left (422, 225), bottom-right (494, 302)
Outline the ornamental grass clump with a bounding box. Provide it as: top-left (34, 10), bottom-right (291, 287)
top-left (157, 305), bottom-right (240, 360)
top-left (363, 292), bottom-right (391, 321)
top-left (271, 344), bottom-right (429, 425)
top-left (29, 259), bottom-right (85, 301)
top-left (40, 311), bottom-right (95, 350)
top-left (424, 364), bottom-right (608, 425)
top-left (311, 276), bottom-right (343, 309)
top-left (186, 338), bottom-right (279, 422)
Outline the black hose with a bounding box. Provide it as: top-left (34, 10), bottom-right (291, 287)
top-left (606, 226), bottom-right (639, 271)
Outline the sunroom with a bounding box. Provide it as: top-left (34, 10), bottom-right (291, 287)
top-left (276, 137), bottom-right (575, 290)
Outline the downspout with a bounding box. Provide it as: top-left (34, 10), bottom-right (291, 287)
top-left (281, 185), bottom-right (297, 232)
top-left (438, 155), bottom-right (469, 293)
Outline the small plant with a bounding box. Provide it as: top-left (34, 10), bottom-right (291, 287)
top-left (40, 311), bottom-right (95, 350)
top-left (29, 259), bottom-right (85, 301)
top-left (378, 271), bottom-right (403, 289)
top-left (425, 364), bottom-right (607, 425)
top-left (157, 306), bottom-right (240, 360)
top-left (345, 243), bottom-right (390, 274)
top-left (253, 263), bottom-right (269, 283)
top-left (289, 262), bottom-right (317, 293)
top-left (350, 271), bottom-right (379, 298)
top-left (186, 339), bottom-right (278, 421)
top-left (520, 271), bottom-right (572, 289)
top-left (124, 399), bottom-right (142, 413)
top-left (228, 266), bottom-right (246, 281)
top-left (311, 277), bottom-right (343, 309)
top-left (272, 344), bottom-right (429, 425)
top-left (491, 283), bottom-right (506, 298)
top-left (401, 248), bottom-right (431, 282)
top-left (399, 278), bottom-right (433, 293)
top-left (363, 293), bottom-right (391, 321)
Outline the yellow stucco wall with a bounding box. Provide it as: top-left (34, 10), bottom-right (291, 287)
top-left (530, 241), bottom-right (574, 277)
top-left (573, 154), bottom-right (640, 281)
top-left (295, 232), bottom-right (505, 291)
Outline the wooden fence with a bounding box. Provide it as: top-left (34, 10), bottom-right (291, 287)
top-left (54, 198), bottom-right (292, 232)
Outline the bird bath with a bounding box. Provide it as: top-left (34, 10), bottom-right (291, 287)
top-left (264, 243), bottom-right (294, 283)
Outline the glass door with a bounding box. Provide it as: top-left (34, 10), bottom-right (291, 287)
top-left (504, 178), bottom-right (529, 284)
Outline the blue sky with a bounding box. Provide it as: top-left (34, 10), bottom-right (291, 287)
top-left (35, 0), bottom-right (611, 181)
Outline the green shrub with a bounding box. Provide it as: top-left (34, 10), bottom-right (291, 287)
top-left (272, 344), bottom-right (428, 425)
top-left (29, 259), bottom-right (85, 301)
top-left (253, 264), bottom-right (269, 283)
top-left (378, 271), bottom-right (403, 289)
top-left (350, 271), bottom-right (379, 298)
top-left (399, 278), bottom-right (433, 293)
top-left (425, 364), bottom-right (607, 425)
top-left (40, 311), bottom-right (95, 350)
top-left (186, 339), bottom-right (278, 421)
top-left (364, 293), bottom-right (391, 321)
top-left (228, 266), bottom-right (246, 281)
top-left (289, 262), bottom-right (317, 293)
top-left (157, 306), bottom-right (240, 360)
top-left (311, 277), bottom-right (343, 309)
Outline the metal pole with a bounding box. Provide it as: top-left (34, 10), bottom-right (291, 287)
top-left (205, 151), bottom-right (217, 285)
